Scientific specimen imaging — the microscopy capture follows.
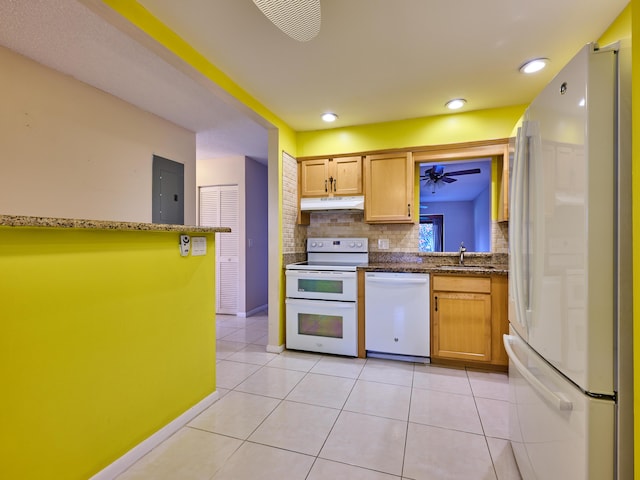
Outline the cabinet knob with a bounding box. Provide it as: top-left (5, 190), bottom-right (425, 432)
top-left (394, 337), bottom-right (399, 342)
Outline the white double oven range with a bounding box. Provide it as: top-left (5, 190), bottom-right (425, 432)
top-left (285, 237), bottom-right (368, 357)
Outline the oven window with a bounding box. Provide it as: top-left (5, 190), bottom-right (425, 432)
top-left (298, 313), bottom-right (343, 339)
top-left (297, 279), bottom-right (343, 294)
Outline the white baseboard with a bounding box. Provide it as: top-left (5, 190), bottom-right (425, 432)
top-left (266, 343), bottom-right (285, 354)
top-left (237, 304), bottom-right (268, 318)
top-left (90, 390), bottom-right (220, 480)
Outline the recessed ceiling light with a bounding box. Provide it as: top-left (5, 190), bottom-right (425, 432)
top-left (445, 99), bottom-right (466, 110)
top-left (519, 58), bottom-right (549, 74)
top-left (321, 112), bottom-right (338, 122)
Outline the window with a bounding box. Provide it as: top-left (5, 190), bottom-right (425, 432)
top-left (419, 214), bottom-right (444, 252)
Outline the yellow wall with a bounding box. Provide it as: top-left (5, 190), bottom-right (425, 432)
top-left (296, 105), bottom-right (526, 157)
top-left (0, 228), bottom-right (216, 479)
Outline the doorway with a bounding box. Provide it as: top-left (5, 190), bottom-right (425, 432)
top-left (199, 185), bottom-right (240, 315)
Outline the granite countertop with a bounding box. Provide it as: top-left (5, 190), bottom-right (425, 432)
top-left (0, 214), bottom-right (231, 233)
top-left (361, 252), bottom-right (508, 275)
top-left (361, 262), bottom-right (508, 276)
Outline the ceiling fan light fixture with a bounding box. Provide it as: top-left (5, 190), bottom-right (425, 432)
top-left (445, 98), bottom-right (466, 110)
top-left (519, 58), bottom-right (549, 74)
top-left (321, 112), bottom-right (338, 122)
top-left (252, 0), bottom-right (321, 42)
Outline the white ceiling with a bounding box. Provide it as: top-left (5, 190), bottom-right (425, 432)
top-left (0, 0), bottom-right (628, 165)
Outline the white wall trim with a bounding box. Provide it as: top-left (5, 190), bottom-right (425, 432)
top-left (90, 390), bottom-right (220, 480)
top-left (267, 344), bottom-right (285, 354)
top-left (237, 304), bottom-right (268, 318)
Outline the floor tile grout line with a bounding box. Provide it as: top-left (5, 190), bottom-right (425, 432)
top-left (213, 316), bottom-right (512, 479)
top-left (400, 362), bottom-right (416, 478)
top-left (466, 366), bottom-right (501, 480)
top-left (305, 367), bottom-right (361, 477)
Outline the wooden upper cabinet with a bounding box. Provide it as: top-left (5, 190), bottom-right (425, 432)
top-left (332, 156), bottom-right (362, 195)
top-left (364, 152), bottom-right (414, 223)
top-left (300, 159), bottom-right (330, 197)
top-left (497, 142), bottom-right (512, 222)
top-left (300, 156), bottom-right (362, 197)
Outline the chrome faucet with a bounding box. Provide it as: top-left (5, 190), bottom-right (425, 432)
top-left (459, 242), bottom-right (466, 265)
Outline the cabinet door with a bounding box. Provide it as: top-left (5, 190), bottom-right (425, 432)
top-left (497, 143), bottom-right (511, 222)
top-left (300, 159), bottom-right (329, 197)
top-left (364, 152), bottom-right (414, 223)
top-left (332, 156), bottom-right (362, 195)
top-left (432, 291), bottom-right (492, 362)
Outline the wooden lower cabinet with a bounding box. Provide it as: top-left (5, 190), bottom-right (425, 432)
top-left (431, 274), bottom-right (508, 369)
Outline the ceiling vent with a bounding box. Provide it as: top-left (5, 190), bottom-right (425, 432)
top-left (252, 0), bottom-right (321, 42)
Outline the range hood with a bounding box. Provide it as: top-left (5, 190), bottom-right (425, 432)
top-left (300, 195), bottom-right (365, 212)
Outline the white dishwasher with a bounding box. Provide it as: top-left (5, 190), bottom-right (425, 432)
top-left (365, 271), bottom-right (430, 359)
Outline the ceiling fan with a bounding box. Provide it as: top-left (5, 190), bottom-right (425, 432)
top-left (420, 165), bottom-right (481, 194)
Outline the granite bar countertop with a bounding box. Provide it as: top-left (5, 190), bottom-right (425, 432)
top-left (0, 214), bottom-right (231, 233)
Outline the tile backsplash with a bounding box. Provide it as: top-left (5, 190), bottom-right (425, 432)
top-left (304, 211), bottom-right (508, 254)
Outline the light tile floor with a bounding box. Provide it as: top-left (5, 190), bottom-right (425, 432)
top-left (118, 312), bottom-right (522, 480)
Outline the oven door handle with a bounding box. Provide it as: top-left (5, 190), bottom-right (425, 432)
top-left (366, 277), bottom-right (427, 285)
top-left (285, 298), bottom-right (355, 309)
top-left (285, 270), bottom-right (356, 278)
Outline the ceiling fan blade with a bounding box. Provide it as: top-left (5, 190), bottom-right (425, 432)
top-left (442, 177), bottom-right (457, 183)
top-left (445, 168), bottom-right (481, 176)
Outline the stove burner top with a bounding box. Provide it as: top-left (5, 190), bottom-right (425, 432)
top-left (286, 237), bottom-right (369, 272)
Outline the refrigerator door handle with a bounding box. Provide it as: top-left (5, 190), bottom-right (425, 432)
top-left (509, 124), bottom-right (530, 333)
top-left (503, 335), bottom-right (573, 411)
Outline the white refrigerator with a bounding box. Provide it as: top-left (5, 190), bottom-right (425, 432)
top-left (505, 42), bottom-right (632, 479)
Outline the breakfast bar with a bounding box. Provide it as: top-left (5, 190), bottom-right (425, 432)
top-left (0, 215), bottom-right (229, 479)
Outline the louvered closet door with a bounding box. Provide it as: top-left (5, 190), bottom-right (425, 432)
top-left (199, 185), bottom-right (239, 314)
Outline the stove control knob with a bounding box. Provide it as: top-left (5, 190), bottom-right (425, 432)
top-left (310, 242), bottom-right (317, 247)
top-left (317, 242), bottom-right (323, 247)
top-left (356, 242), bottom-right (363, 247)
top-left (349, 242), bottom-right (355, 248)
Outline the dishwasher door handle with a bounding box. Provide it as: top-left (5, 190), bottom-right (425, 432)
top-left (366, 277), bottom-right (427, 285)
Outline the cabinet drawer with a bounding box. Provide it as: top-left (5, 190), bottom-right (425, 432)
top-left (432, 275), bottom-right (491, 293)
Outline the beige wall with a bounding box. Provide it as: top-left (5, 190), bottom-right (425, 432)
top-left (0, 46), bottom-right (196, 223)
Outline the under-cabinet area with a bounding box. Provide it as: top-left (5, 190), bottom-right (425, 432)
top-left (356, 267), bottom-right (508, 369)
top-left (285, 238), bottom-right (508, 369)
top-left (431, 274), bottom-right (508, 368)
top-left (364, 271), bottom-right (430, 359)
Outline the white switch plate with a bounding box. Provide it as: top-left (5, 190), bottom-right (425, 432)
top-left (378, 238), bottom-right (389, 250)
top-left (191, 237), bottom-right (207, 256)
